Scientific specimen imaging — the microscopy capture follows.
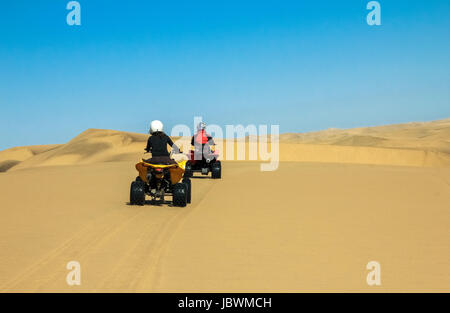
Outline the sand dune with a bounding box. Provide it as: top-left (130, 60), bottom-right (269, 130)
top-left (1, 118), bottom-right (449, 171)
top-left (6, 129), bottom-right (148, 171)
top-left (278, 143), bottom-right (450, 167)
top-left (0, 145), bottom-right (61, 172)
top-left (281, 118), bottom-right (450, 153)
top-left (0, 119), bottom-right (449, 292)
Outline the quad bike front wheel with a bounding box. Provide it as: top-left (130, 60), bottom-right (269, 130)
top-left (130, 180), bottom-right (146, 205)
top-left (211, 161), bottom-right (221, 179)
top-left (173, 183), bottom-right (187, 207)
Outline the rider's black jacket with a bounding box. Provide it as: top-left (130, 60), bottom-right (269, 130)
top-left (145, 132), bottom-right (178, 156)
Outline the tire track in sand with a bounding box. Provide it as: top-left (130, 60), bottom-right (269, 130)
top-left (0, 207), bottom-right (146, 292)
top-left (94, 178), bottom-right (218, 292)
top-left (1, 175), bottom-right (220, 291)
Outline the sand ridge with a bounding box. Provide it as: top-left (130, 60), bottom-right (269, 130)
top-left (1, 119), bottom-right (449, 172)
top-left (0, 144), bottom-right (61, 172)
top-left (281, 118), bottom-right (450, 153)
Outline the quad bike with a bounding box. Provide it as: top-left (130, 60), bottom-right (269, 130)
top-left (184, 144), bottom-right (221, 179)
top-left (130, 154), bottom-right (191, 207)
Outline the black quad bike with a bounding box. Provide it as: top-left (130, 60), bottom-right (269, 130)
top-left (184, 145), bottom-right (221, 179)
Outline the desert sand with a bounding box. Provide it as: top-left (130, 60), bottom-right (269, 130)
top-left (0, 119), bottom-right (449, 292)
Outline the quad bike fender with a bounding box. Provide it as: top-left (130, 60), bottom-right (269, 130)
top-left (135, 160), bottom-right (187, 185)
top-left (135, 162), bottom-right (149, 183)
top-left (169, 167), bottom-right (184, 185)
top-left (169, 160), bottom-right (187, 184)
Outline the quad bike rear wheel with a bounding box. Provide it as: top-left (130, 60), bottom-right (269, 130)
top-left (173, 183), bottom-right (187, 207)
top-left (211, 161), bottom-right (221, 179)
top-left (130, 180), bottom-right (145, 205)
top-left (182, 177), bottom-right (191, 203)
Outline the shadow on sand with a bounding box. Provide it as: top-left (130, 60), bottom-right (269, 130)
top-left (189, 175), bottom-right (213, 180)
top-left (125, 199), bottom-right (176, 207)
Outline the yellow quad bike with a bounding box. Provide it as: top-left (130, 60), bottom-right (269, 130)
top-left (130, 157), bottom-right (191, 207)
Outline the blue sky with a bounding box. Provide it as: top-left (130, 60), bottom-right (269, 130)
top-left (0, 0), bottom-right (449, 148)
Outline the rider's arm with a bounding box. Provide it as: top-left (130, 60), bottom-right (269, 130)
top-left (145, 137), bottom-right (152, 152)
top-left (207, 134), bottom-right (215, 145)
top-left (167, 135), bottom-right (180, 153)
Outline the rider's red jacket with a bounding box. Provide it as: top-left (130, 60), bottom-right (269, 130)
top-left (191, 130), bottom-right (215, 145)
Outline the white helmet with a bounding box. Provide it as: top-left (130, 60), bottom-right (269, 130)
top-left (149, 120), bottom-right (163, 134)
top-left (197, 122), bottom-right (206, 131)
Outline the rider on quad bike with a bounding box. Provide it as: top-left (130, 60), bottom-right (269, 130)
top-left (191, 122), bottom-right (215, 158)
top-left (185, 122), bottom-right (222, 179)
top-left (131, 120), bottom-right (191, 207)
top-left (145, 120), bottom-right (180, 164)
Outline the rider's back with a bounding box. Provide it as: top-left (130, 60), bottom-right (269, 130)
top-left (146, 132), bottom-right (173, 157)
top-left (192, 130), bottom-right (214, 145)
